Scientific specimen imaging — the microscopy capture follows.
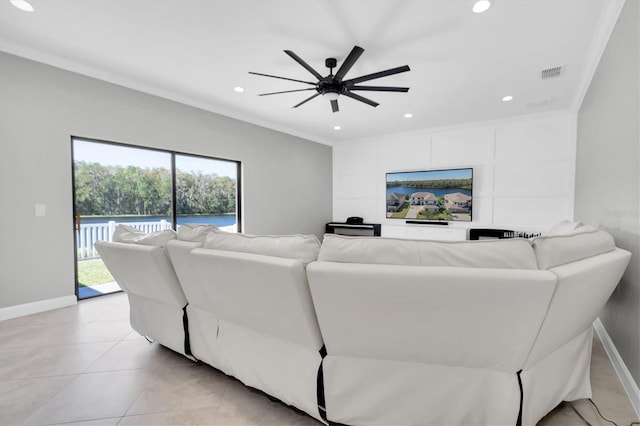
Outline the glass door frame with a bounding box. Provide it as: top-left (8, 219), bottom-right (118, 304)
top-left (71, 135), bottom-right (242, 299)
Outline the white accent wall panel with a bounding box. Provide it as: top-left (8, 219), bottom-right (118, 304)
top-left (472, 196), bottom-right (493, 225)
top-left (333, 173), bottom-right (378, 199)
top-left (431, 128), bottom-right (494, 167)
top-left (470, 166), bottom-right (494, 197)
top-left (378, 134), bottom-right (430, 171)
top-left (493, 197), bottom-right (570, 227)
top-left (495, 116), bottom-right (571, 163)
top-left (333, 141), bottom-right (378, 174)
top-left (493, 161), bottom-right (569, 196)
top-left (333, 113), bottom-right (576, 239)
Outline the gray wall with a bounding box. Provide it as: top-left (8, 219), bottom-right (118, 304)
top-left (0, 52), bottom-right (332, 309)
top-left (575, 0), bottom-right (639, 387)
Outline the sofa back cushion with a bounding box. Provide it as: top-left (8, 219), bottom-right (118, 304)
top-left (318, 234), bottom-right (538, 269)
top-left (532, 227), bottom-right (615, 269)
top-left (177, 223), bottom-right (219, 242)
top-left (112, 224), bottom-right (176, 246)
top-left (546, 220), bottom-right (584, 236)
top-left (203, 232), bottom-right (321, 263)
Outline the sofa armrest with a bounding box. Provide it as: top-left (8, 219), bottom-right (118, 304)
top-left (95, 241), bottom-right (187, 307)
top-left (307, 262), bottom-right (557, 372)
top-left (525, 248), bottom-right (632, 367)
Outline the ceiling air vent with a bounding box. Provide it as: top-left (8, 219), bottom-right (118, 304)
top-left (526, 98), bottom-right (554, 109)
top-left (541, 66), bottom-right (563, 79)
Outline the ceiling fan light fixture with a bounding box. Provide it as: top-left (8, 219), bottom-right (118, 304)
top-left (472, 0), bottom-right (491, 13)
top-left (323, 92), bottom-right (340, 101)
top-left (10, 0), bottom-right (34, 12)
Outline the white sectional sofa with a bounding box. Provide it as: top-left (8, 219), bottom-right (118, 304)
top-left (95, 223), bottom-right (630, 426)
top-left (307, 228), bottom-right (631, 426)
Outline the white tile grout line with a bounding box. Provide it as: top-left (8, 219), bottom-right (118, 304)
top-left (593, 318), bottom-right (640, 419)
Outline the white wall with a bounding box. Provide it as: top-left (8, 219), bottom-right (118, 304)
top-left (333, 113), bottom-right (576, 240)
top-left (576, 0), bottom-right (639, 392)
top-left (0, 52), bottom-right (332, 311)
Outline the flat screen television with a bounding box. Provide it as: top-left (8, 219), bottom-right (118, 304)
top-left (386, 168), bottom-right (473, 222)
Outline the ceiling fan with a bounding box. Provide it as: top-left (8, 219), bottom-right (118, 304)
top-left (249, 45), bottom-right (410, 113)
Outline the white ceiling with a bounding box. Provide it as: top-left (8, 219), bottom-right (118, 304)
top-left (0, 0), bottom-right (624, 145)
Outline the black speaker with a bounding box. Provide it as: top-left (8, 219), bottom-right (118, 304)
top-left (346, 216), bottom-right (364, 225)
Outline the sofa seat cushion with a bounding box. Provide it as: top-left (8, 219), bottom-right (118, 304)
top-left (112, 224), bottom-right (176, 246)
top-left (203, 231), bottom-right (321, 263)
top-left (177, 223), bottom-right (219, 242)
top-left (532, 227), bottom-right (615, 269)
top-left (318, 234), bottom-right (538, 269)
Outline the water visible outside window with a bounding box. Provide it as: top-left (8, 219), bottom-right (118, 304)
top-left (72, 138), bottom-right (239, 299)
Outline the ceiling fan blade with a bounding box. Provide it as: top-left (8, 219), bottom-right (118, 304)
top-left (259, 88), bottom-right (317, 96)
top-left (331, 99), bottom-right (339, 113)
top-left (334, 45), bottom-right (365, 82)
top-left (342, 91), bottom-right (379, 108)
top-left (284, 50), bottom-right (324, 80)
top-left (249, 71), bottom-right (316, 85)
top-left (293, 92), bottom-right (321, 108)
top-left (349, 85), bottom-right (410, 92)
top-left (344, 65), bottom-right (411, 85)
top-left (249, 71), bottom-right (316, 86)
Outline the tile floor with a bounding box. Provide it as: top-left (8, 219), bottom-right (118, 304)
top-left (78, 282), bottom-right (122, 300)
top-left (0, 292), bottom-right (638, 425)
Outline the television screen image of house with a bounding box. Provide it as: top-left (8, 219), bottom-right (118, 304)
top-left (386, 168), bottom-right (473, 222)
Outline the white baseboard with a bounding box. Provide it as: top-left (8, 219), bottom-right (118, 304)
top-left (0, 295), bottom-right (77, 321)
top-left (593, 317), bottom-right (640, 418)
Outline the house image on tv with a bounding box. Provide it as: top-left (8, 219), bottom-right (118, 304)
top-left (409, 192), bottom-right (439, 207)
top-left (444, 192), bottom-right (472, 213)
top-left (386, 193), bottom-right (406, 213)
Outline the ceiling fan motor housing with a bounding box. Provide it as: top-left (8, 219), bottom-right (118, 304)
top-left (318, 78), bottom-right (343, 95)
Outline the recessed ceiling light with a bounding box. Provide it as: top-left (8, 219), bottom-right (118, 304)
top-left (10, 0), bottom-right (34, 12)
top-left (404, 113), bottom-right (413, 118)
top-left (333, 126), bottom-right (341, 131)
top-left (502, 95), bottom-right (514, 102)
top-left (472, 0), bottom-right (491, 13)
top-left (233, 86), bottom-right (245, 93)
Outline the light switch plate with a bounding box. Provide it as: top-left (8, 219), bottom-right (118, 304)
top-left (35, 204), bottom-right (46, 217)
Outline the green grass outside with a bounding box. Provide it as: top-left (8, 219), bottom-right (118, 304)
top-left (77, 258), bottom-right (115, 288)
top-left (389, 202), bottom-right (410, 218)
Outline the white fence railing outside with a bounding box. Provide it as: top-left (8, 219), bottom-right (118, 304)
top-left (76, 220), bottom-right (172, 260)
top-left (76, 220), bottom-right (236, 260)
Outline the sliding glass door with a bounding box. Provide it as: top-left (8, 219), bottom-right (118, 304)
top-left (72, 137), bottom-right (240, 299)
top-left (73, 139), bottom-right (172, 299)
top-left (175, 154), bottom-right (239, 231)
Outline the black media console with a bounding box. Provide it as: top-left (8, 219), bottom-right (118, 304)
top-left (468, 228), bottom-right (541, 240)
top-left (325, 222), bottom-right (382, 237)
